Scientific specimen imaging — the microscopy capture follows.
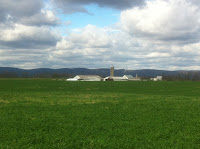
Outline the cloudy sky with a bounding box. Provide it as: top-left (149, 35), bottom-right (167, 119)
top-left (0, 0), bottom-right (200, 70)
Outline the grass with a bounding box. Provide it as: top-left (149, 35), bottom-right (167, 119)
top-left (1, 79), bottom-right (200, 148)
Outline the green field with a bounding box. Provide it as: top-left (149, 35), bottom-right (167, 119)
top-left (1, 79), bottom-right (200, 148)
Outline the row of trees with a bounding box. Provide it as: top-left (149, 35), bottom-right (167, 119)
top-left (139, 72), bottom-right (200, 81)
top-left (162, 71), bottom-right (200, 81)
top-left (0, 71), bottom-right (73, 78)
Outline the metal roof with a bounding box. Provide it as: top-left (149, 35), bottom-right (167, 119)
top-left (75, 75), bottom-right (102, 79)
top-left (123, 75), bottom-right (134, 78)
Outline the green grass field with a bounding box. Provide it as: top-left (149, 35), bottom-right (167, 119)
top-left (1, 79), bottom-right (200, 148)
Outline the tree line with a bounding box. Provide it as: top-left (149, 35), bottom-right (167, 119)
top-left (162, 71), bottom-right (200, 81)
top-left (0, 71), bottom-right (73, 78)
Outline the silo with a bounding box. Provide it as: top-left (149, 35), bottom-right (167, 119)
top-left (110, 66), bottom-right (114, 77)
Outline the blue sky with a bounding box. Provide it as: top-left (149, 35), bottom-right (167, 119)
top-left (58, 4), bottom-right (120, 35)
top-left (0, 0), bottom-right (200, 70)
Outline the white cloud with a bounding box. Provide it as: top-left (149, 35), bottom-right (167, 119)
top-left (146, 52), bottom-right (171, 58)
top-left (0, 24), bottom-right (60, 49)
top-left (0, 0), bottom-right (59, 26)
top-left (120, 0), bottom-right (200, 43)
top-left (56, 39), bottom-right (74, 50)
top-left (20, 10), bottom-right (59, 26)
top-left (50, 20), bottom-right (200, 70)
top-left (64, 25), bottom-right (113, 49)
top-left (1, 22), bottom-right (200, 70)
top-left (0, 0), bottom-right (42, 22)
top-left (51, 0), bottom-right (146, 14)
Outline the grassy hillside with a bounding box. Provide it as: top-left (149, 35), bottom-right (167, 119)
top-left (1, 79), bottom-right (200, 148)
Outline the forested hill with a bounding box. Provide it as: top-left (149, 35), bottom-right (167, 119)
top-left (0, 67), bottom-right (200, 80)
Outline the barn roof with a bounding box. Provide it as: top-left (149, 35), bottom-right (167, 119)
top-left (123, 75), bottom-right (134, 79)
top-left (75, 75), bottom-right (102, 79)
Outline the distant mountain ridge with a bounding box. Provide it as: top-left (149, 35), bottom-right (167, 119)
top-left (0, 67), bottom-right (197, 78)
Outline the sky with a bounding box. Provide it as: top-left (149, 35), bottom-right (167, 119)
top-left (0, 0), bottom-right (200, 70)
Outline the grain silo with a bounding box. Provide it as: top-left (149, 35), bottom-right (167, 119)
top-left (110, 66), bottom-right (114, 77)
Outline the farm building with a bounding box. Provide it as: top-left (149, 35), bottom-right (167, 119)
top-left (150, 76), bottom-right (162, 81)
top-left (123, 74), bottom-right (141, 81)
top-left (123, 75), bottom-right (134, 79)
top-left (104, 66), bottom-right (133, 81)
top-left (66, 78), bottom-right (79, 81)
top-left (112, 76), bottom-right (128, 81)
top-left (67, 75), bottom-right (102, 81)
top-left (103, 73), bottom-right (141, 81)
top-left (104, 76), bottom-right (127, 81)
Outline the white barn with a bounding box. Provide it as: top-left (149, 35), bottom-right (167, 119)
top-left (66, 78), bottom-right (78, 81)
top-left (123, 75), bottom-right (141, 81)
top-left (123, 75), bottom-right (134, 79)
top-left (67, 75), bottom-right (102, 81)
